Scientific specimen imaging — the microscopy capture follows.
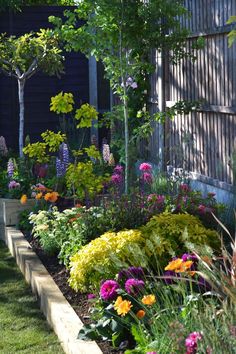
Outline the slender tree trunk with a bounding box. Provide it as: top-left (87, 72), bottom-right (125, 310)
top-left (18, 79), bottom-right (25, 158)
top-left (122, 85), bottom-right (129, 194)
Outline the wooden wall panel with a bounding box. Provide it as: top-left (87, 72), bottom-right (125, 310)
top-left (158, 0), bottom-right (236, 185)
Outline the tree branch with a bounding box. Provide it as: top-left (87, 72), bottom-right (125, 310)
top-left (0, 66), bottom-right (18, 79)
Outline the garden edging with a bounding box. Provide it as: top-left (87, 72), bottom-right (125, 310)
top-left (0, 225), bottom-right (103, 354)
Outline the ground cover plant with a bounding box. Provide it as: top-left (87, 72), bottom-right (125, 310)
top-left (0, 241), bottom-right (64, 354)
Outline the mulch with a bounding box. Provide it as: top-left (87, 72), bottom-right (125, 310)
top-left (25, 234), bottom-right (124, 354)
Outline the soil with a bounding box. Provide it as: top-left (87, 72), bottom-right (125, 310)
top-left (25, 234), bottom-right (124, 354)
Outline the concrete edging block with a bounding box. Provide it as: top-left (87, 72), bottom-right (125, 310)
top-left (2, 226), bottom-right (103, 354)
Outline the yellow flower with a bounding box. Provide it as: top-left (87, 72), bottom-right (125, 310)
top-left (142, 294), bottom-right (156, 306)
top-left (35, 192), bottom-right (42, 200)
top-left (136, 309), bottom-right (145, 319)
top-left (114, 296), bottom-right (132, 316)
top-left (165, 258), bottom-right (183, 271)
top-left (20, 194), bottom-right (27, 204)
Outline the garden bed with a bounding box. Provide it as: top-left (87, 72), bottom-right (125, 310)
top-left (26, 233), bottom-right (124, 354)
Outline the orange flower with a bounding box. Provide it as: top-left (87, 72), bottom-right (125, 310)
top-left (136, 310), bottom-right (145, 319)
top-left (114, 296), bottom-right (132, 316)
top-left (177, 260), bottom-right (193, 273)
top-left (142, 294), bottom-right (156, 306)
top-left (165, 258), bottom-right (183, 272)
top-left (20, 194), bottom-right (27, 204)
top-left (35, 192), bottom-right (42, 200)
top-left (44, 192), bottom-right (59, 203)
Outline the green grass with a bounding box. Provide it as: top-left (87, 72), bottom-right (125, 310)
top-left (0, 241), bottom-right (64, 354)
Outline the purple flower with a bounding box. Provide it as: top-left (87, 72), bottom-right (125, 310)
top-left (125, 77), bottom-right (138, 89)
top-left (8, 180), bottom-right (20, 189)
top-left (100, 280), bottom-right (119, 301)
top-left (118, 267), bottom-right (145, 281)
top-left (113, 165), bottom-right (123, 174)
top-left (125, 278), bottom-right (145, 296)
top-left (111, 174), bottom-right (122, 185)
top-left (163, 270), bottom-right (179, 284)
top-left (7, 159), bottom-right (14, 178)
top-left (146, 352), bottom-right (157, 354)
top-left (139, 162), bottom-right (152, 171)
top-left (185, 332), bottom-right (202, 354)
top-left (181, 253), bottom-right (198, 262)
top-left (87, 293), bottom-right (96, 299)
top-left (142, 172), bottom-right (153, 184)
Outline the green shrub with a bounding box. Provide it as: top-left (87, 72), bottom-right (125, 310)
top-left (69, 213), bottom-right (220, 292)
top-left (141, 213), bottom-right (220, 261)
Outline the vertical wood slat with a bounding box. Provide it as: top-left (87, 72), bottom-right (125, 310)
top-left (163, 0), bottom-right (236, 185)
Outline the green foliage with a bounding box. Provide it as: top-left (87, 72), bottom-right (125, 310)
top-left (141, 213), bottom-right (220, 260)
top-left (50, 91), bottom-right (74, 114)
top-left (69, 212), bottom-right (219, 292)
top-left (50, 0), bottom-right (200, 190)
top-left (75, 103), bottom-right (98, 128)
top-left (0, 29), bottom-right (64, 78)
top-left (0, 0), bottom-right (75, 12)
top-left (41, 130), bottom-right (66, 152)
top-left (65, 161), bottom-right (106, 199)
top-left (23, 130), bottom-right (65, 162)
top-left (227, 16), bottom-right (236, 47)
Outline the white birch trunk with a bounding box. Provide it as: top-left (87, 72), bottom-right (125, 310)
top-left (18, 79), bottom-right (25, 158)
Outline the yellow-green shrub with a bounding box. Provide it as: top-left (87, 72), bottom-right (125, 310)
top-left (69, 229), bottom-right (145, 292)
top-left (69, 213), bottom-right (220, 292)
top-left (141, 212), bottom-right (220, 258)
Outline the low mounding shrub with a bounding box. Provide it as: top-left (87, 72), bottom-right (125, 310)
top-left (69, 213), bottom-right (219, 292)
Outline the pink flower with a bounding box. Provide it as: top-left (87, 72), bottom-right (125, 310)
top-left (100, 280), bottom-right (120, 301)
top-left (139, 162), bottom-right (152, 171)
top-left (125, 278), bottom-right (145, 296)
top-left (197, 204), bottom-right (206, 214)
top-left (142, 172), bottom-right (153, 184)
top-left (87, 293), bottom-right (96, 299)
top-left (111, 174), bottom-right (122, 185)
top-left (146, 352), bottom-right (157, 354)
top-left (113, 165), bottom-right (123, 174)
top-left (185, 332), bottom-right (202, 353)
top-left (179, 183), bottom-right (190, 193)
top-left (147, 194), bottom-right (165, 204)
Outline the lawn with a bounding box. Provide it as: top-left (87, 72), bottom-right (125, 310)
top-left (0, 240), bottom-right (64, 354)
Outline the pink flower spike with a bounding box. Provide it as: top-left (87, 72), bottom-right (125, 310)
top-left (139, 162), bottom-right (152, 171)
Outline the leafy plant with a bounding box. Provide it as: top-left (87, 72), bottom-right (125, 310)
top-left (69, 212), bottom-right (219, 292)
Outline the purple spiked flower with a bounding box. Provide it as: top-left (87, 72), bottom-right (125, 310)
top-left (7, 159), bottom-right (14, 178)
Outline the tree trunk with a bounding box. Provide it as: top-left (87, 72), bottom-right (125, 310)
top-left (123, 89), bottom-right (129, 194)
top-left (18, 79), bottom-right (25, 158)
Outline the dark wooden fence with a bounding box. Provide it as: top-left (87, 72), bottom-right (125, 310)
top-left (149, 0), bottom-right (236, 186)
top-left (0, 6), bottom-right (89, 151)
